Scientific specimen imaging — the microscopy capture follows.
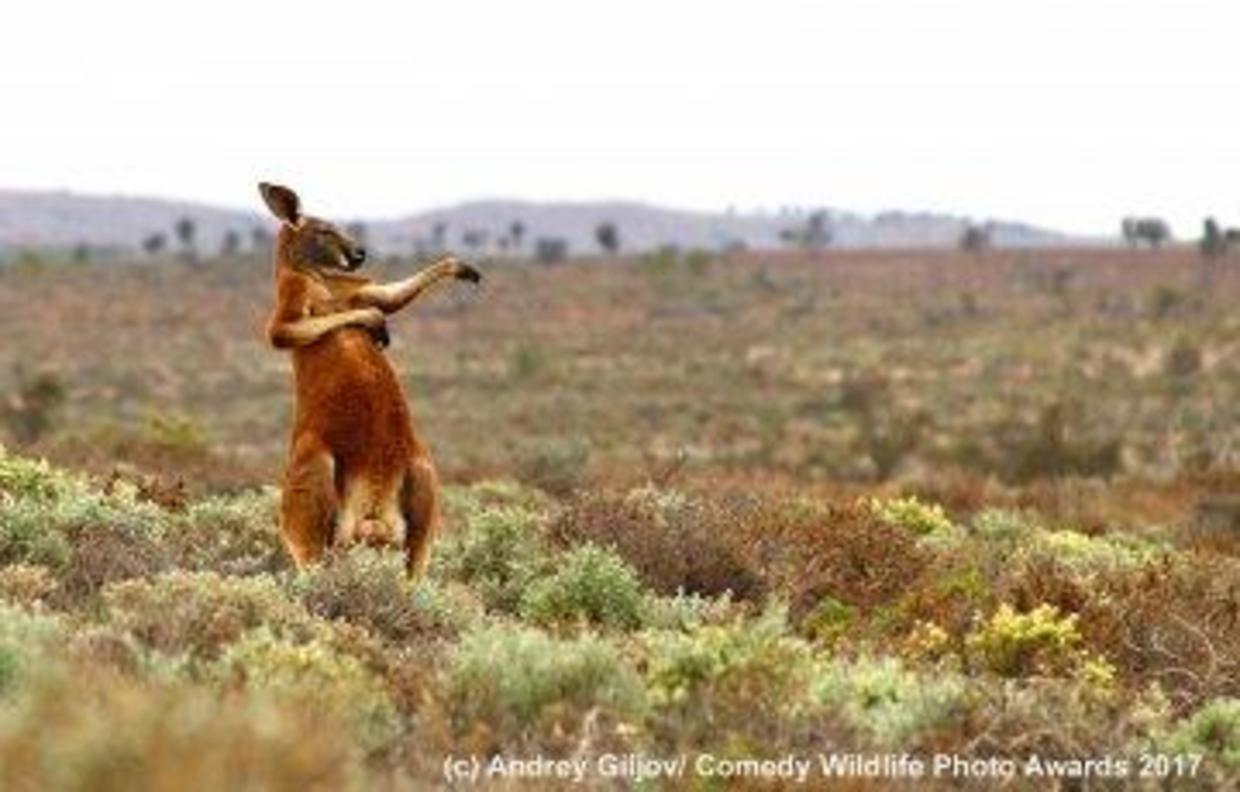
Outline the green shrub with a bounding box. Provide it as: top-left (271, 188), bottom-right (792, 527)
top-left (443, 623), bottom-right (645, 735)
top-left (866, 495), bottom-right (954, 536)
top-left (172, 488), bottom-right (284, 574)
top-left (965, 603), bottom-right (1110, 678)
top-left (0, 603), bottom-right (63, 694)
top-left (434, 505), bottom-right (549, 612)
top-left (217, 628), bottom-right (400, 751)
top-left (0, 454), bottom-right (172, 591)
top-left (803, 596), bottom-right (856, 645)
top-left (1022, 529), bottom-right (1167, 574)
top-left (0, 501), bottom-right (73, 569)
top-left (809, 656), bottom-right (967, 747)
top-left (103, 572), bottom-right (311, 662)
top-left (292, 547), bottom-right (481, 642)
top-left (519, 544), bottom-right (647, 630)
top-left (641, 607), bottom-right (812, 716)
top-left (642, 591), bottom-right (737, 632)
top-left (0, 448), bottom-right (76, 500)
top-left (441, 480), bottom-right (551, 526)
top-left (1158, 698), bottom-right (1240, 771)
top-left (970, 508), bottom-right (1038, 543)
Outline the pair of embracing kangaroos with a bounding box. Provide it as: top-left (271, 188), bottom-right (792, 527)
top-left (259, 183), bottom-right (480, 576)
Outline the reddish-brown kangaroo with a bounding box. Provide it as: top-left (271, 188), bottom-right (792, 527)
top-left (259, 182), bottom-right (480, 575)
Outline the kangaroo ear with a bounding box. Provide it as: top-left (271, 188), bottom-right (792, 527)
top-left (258, 182), bottom-right (302, 225)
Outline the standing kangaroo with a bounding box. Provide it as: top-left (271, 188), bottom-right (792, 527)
top-left (259, 182), bottom-right (480, 575)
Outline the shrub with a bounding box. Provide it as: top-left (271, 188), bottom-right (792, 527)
top-left (0, 449), bottom-right (75, 500)
top-left (0, 676), bottom-right (364, 790)
top-left (1021, 529), bottom-right (1167, 575)
top-left (441, 480), bottom-right (551, 526)
top-left (549, 488), bottom-right (764, 601)
top-left (293, 547), bottom-right (481, 643)
top-left (971, 509), bottom-right (1038, 543)
top-left (170, 488), bottom-right (285, 575)
top-left (0, 564), bottom-right (56, 607)
top-left (434, 506), bottom-right (548, 612)
top-left (217, 628), bottom-right (400, 751)
top-left (761, 500), bottom-right (929, 622)
top-left (103, 572), bottom-right (311, 662)
top-left (0, 604), bottom-right (63, 694)
top-left (803, 596), bottom-right (857, 646)
top-left (965, 603), bottom-right (1107, 678)
top-left (0, 455), bottom-right (173, 598)
top-left (866, 495), bottom-right (954, 536)
top-left (1157, 698), bottom-right (1240, 771)
top-left (512, 437), bottom-right (590, 495)
top-left (519, 543), bottom-right (647, 630)
top-left (809, 656), bottom-right (967, 747)
top-left (0, 367), bottom-right (65, 445)
top-left (443, 623), bottom-right (645, 738)
top-left (640, 607), bottom-right (812, 722)
top-left (642, 591), bottom-right (738, 632)
top-left (0, 501), bottom-right (73, 570)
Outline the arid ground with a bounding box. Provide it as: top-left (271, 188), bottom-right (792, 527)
top-left (0, 247), bottom-right (1236, 788)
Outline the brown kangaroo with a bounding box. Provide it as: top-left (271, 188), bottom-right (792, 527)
top-left (259, 182), bottom-right (480, 575)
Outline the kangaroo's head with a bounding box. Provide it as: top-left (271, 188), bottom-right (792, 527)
top-left (259, 182), bottom-right (367, 272)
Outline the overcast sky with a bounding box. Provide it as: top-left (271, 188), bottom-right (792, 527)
top-left (3, 0), bottom-right (1238, 235)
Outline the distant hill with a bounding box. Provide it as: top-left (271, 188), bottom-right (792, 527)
top-left (0, 189), bottom-right (1075, 257)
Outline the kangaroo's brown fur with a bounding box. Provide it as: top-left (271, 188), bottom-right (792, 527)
top-left (259, 183), bottom-right (480, 575)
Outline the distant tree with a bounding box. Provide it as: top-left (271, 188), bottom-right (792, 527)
top-left (220, 229), bottom-right (242, 257)
top-left (509, 220), bottom-right (526, 251)
top-left (595, 221), bottom-right (620, 255)
top-left (805, 210), bottom-right (832, 249)
top-left (959, 222), bottom-right (991, 253)
top-left (1200, 217), bottom-right (1228, 258)
top-left (780, 209), bottom-right (833, 249)
top-left (250, 226), bottom-right (273, 253)
top-left (431, 222), bottom-right (448, 251)
top-left (1121, 216), bottom-right (1171, 249)
top-left (534, 237), bottom-right (569, 264)
top-left (71, 242), bottom-right (91, 263)
top-left (142, 232), bottom-right (167, 256)
top-left (461, 228), bottom-right (487, 253)
top-left (174, 216), bottom-right (198, 263)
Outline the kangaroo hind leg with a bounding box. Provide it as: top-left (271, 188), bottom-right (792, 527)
top-left (280, 436), bottom-right (338, 569)
top-left (400, 456), bottom-right (441, 578)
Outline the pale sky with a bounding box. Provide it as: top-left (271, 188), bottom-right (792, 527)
top-left (3, 0), bottom-right (1238, 235)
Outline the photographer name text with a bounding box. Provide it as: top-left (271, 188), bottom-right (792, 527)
top-left (443, 751), bottom-right (1203, 784)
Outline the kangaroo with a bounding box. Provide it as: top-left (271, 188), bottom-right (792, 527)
top-left (259, 182), bottom-right (480, 575)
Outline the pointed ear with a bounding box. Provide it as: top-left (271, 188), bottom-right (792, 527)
top-left (258, 182), bottom-right (302, 225)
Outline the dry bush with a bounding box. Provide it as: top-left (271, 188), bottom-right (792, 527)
top-left (53, 518), bottom-right (173, 606)
top-left (292, 547), bottom-right (482, 644)
top-left (102, 572), bottom-right (312, 662)
top-left (752, 500), bottom-right (930, 624)
top-left (548, 488), bottom-right (766, 601)
top-left (552, 488), bottom-right (929, 633)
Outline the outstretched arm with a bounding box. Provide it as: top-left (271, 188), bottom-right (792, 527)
top-left (352, 255), bottom-right (481, 315)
